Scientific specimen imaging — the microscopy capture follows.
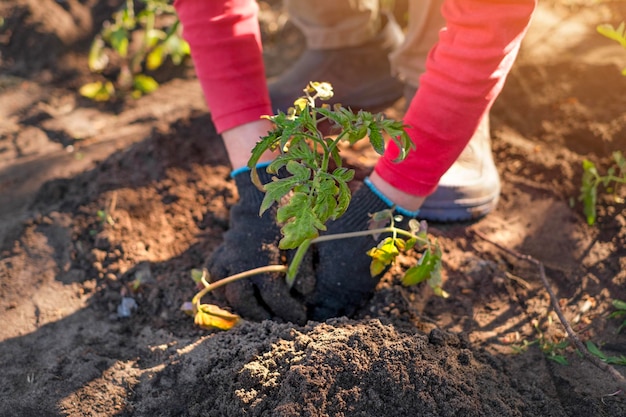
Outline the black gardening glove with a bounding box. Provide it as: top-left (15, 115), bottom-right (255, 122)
top-left (206, 166), bottom-right (310, 324)
top-left (308, 179), bottom-right (414, 321)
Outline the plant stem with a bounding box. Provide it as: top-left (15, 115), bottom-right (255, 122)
top-left (286, 239), bottom-right (312, 287)
top-left (195, 225), bottom-right (422, 300)
top-left (284, 226), bottom-right (423, 287)
top-left (322, 131), bottom-right (349, 173)
top-left (326, 131), bottom-right (347, 157)
top-left (604, 175), bottom-right (626, 184)
top-left (193, 265), bottom-right (287, 305)
top-left (310, 226), bottom-right (416, 244)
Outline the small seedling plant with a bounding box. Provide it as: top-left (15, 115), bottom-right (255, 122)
top-left (586, 340), bottom-right (626, 366)
top-left (511, 317), bottom-right (570, 365)
top-left (579, 151), bottom-right (625, 225)
top-left (80, 0), bottom-right (190, 101)
top-left (579, 23), bottom-right (626, 224)
top-left (609, 299), bottom-right (626, 334)
top-left (184, 82), bottom-right (445, 330)
top-left (597, 21), bottom-right (626, 76)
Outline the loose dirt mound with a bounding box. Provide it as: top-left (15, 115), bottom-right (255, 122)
top-left (1, 1), bottom-right (626, 416)
top-left (129, 319), bottom-right (562, 417)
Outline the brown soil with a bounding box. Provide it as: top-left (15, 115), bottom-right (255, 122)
top-left (1, 1), bottom-right (626, 416)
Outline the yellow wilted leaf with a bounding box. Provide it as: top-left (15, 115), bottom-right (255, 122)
top-left (133, 74), bottom-right (159, 95)
top-left (79, 81), bottom-right (115, 101)
top-left (194, 304), bottom-right (240, 330)
top-left (293, 97), bottom-right (308, 112)
top-left (369, 258), bottom-right (386, 277)
top-left (146, 45), bottom-right (165, 70)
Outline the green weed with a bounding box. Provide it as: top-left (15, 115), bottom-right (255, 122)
top-left (579, 151), bottom-right (626, 225)
top-left (609, 299), bottom-right (626, 334)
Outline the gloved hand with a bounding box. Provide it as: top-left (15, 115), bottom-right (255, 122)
top-left (308, 179), bottom-right (417, 321)
top-left (207, 165), bottom-right (310, 324)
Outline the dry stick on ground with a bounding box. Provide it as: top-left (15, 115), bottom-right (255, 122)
top-left (473, 230), bottom-right (626, 394)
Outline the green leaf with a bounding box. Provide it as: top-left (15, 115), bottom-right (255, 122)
top-left (348, 123), bottom-right (368, 143)
top-left (286, 139), bottom-right (318, 168)
top-left (248, 130), bottom-right (279, 171)
top-left (586, 340), bottom-right (607, 360)
top-left (317, 107), bottom-right (350, 130)
top-left (332, 166), bottom-right (355, 183)
top-left (613, 299), bottom-right (626, 311)
top-left (145, 28), bottom-right (166, 49)
top-left (120, 6), bottom-right (136, 30)
top-left (608, 311), bottom-right (626, 319)
top-left (88, 37), bottom-right (108, 72)
top-left (260, 176), bottom-right (301, 215)
top-left (312, 175), bottom-right (338, 224)
top-left (390, 131), bottom-right (414, 162)
top-left (402, 261), bottom-right (432, 286)
top-left (370, 209), bottom-right (394, 223)
top-left (381, 122), bottom-right (405, 138)
top-left (580, 159), bottom-right (598, 225)
top-left (547, 355), bottom-right (569, 365)
top-left (133, 74), bottom-right (159, 95)
top-left (286, 160), bottom-right (312, 182)
top-left (586, 340), bottom-right (626, 364)
top-left (167, 36), bottom-right (190, 65)
top-left (333, 169), bottom-right (353, 219)
top-left (614, 150), bottom-right (625, 171)
top-left (368, 124), bottom-right (385, 155)
top-left (190, 268), bottom-right (205, 284)
top-left (277, 193), bottom-right (324, 249)
top-left (109, 27), bottom-right (129, 57)
top-left (329, 140), bottom-right (343, 168)
top-left (404, 237), bottom-right (417, 251)
top-left (402, 245), bottom-right (441, 286)
top-left (555, 340), bottom-right (569, 350)
top-left (275, 117), bottom-right (302, 152)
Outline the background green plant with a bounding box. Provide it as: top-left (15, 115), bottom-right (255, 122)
top-left (80, 0), bottom-right (189, 101)
top-left (597, 21), bottom-right (626, 75)
top-left (609, 299), bottom-right (626, 334)
top-left (576, 22), bottom-right (626, 225)
top-left (586, 340), bottom-right (626, 366)
top-left (579, 151), bottom-right (625, 225)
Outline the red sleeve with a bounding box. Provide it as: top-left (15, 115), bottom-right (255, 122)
top-left (174, 0), bottom-right (272, 133)
top-left (375, 0), bottom-right (537, 196)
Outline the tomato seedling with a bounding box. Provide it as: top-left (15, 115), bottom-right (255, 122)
top-left (184, 82), bottom-right (444, 330)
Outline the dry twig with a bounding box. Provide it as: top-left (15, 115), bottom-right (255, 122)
top-left (474, 230), bottom-right (626, 393)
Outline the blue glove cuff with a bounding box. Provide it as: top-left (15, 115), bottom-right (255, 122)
top-left (230, 161), bottom-right (272, 179)
top-left (364, 177), bottom-right (420, 218)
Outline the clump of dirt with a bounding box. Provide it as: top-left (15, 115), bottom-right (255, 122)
top-left (129, 319), bottom-right (563, 417)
